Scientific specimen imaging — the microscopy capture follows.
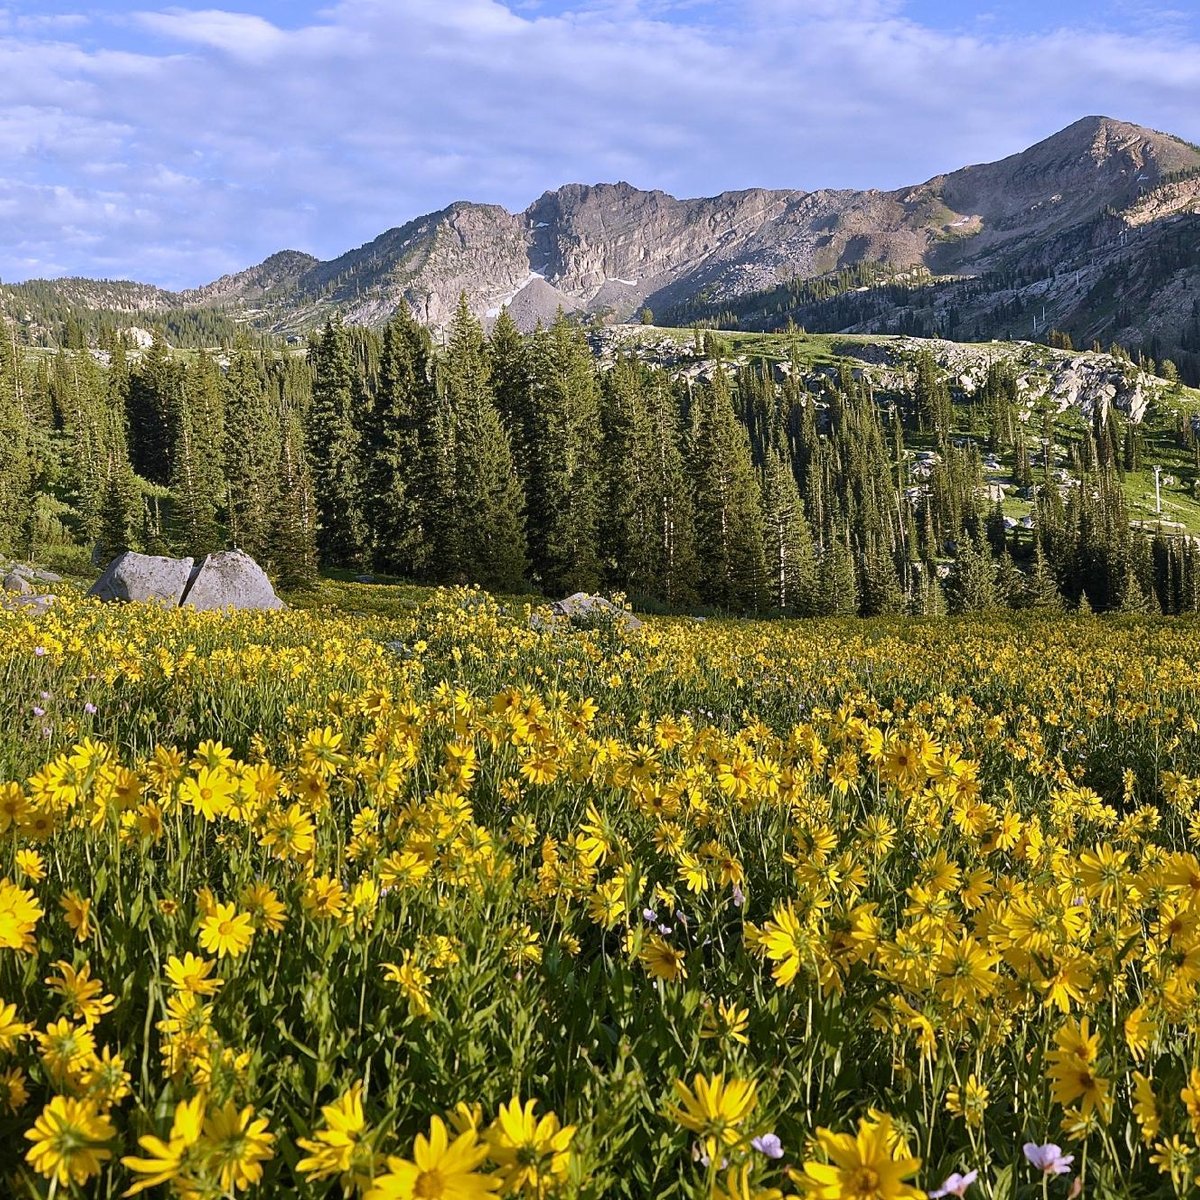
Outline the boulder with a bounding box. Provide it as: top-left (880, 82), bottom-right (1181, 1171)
top-left (0, 593), bottom-right (55, 617)
top-left (547, 592), bottom-right (642, 631)
top-left (181, 550), bottom-right (285, 611)
top-left (3, 572), bottom-right (34, 595)
top-left (20, 567), bottom-right (62, 584)
top-left (89, 552), bottom-right (194, 605)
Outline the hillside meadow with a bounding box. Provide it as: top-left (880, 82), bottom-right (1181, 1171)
top-left (2, 586), bottom-right (1200, 1197)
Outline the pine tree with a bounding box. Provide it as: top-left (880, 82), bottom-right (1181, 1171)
top-left (271, 402), bottom-right (319, 590)
top-left (442, 295), bottom-right (527, 591)
top-left (365, 307), bottom-right (435, 576)
top-left (96, 458), bottom-right (142, 560)
top-left (859, 541), bottom-right (906, 616)
top-left (525, 311), bottom-right (602, 595)
top-left (307, 318), bottom-right (368, 569)
top-left (489, 308), bottom-right (533, 479)
top-left (946, 534), bottom-right (998, 613)
top-left (643, 370), bottom-right (699, 608)
top-left (223, 345), bottom-right (280, 560)
top-left (760, 447), bottom-right (818, 614)
top-left (690, 368), bottom-right (767, 612)
top-left (817, 527), bottom-right (859, 616)
top-left (598, 357), bottom-right (656, 596)
top-left (1022, 536), bottom-right (1064, 610)
top-left (0, 333), bottom-right (34, 557)
top-left (170, 355), bottom-right (225, 558)
top-left (126, 338), bottom-right (182, 485)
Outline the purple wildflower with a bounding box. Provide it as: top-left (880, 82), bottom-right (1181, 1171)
top-left (930, 1169), bottom-right (979, 1197)
top-left (751, 1133), bottom-right (784, 1159)
top-left (1024, 1143), bottom-right (1074, 1176)
top-left (84, 703), bottom-right (98, 715)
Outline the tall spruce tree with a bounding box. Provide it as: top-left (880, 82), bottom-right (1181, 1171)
top-left (272, 390), bottom-right (319, 590)
top-left (488, 308), bottom-right (533, 480)
top-left (643, 370), bottom-right (699, 608)
top-left (0, 333), bottom-right (33, 556)
top-left (223, 345), bottom-right (280, 559)
top-left (170, 354), bottom-right (226, 558)
top-left (525, 311), bottom-right (602, 594)
top-left (690, 368), bottom-right (767, 612)
top-left (760, 447), bottom-right (818, 614)
top-left (308, 318), bottom-right (368, 569)
top-left (598, 357), bottom-right (656, 597)
top-left (442, 295), bottom-right (527, 591)
top-left (365, 307), bottom-right (435, 576)
top-left (126, 338), bottom-right (181, 485)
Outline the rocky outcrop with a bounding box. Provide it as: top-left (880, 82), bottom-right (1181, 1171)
top-left (587, 326), bottom-right (1170, 425)
top-left (89, 550), bottom-right (284, 610)
top-left (181, 550), bottom-right (285, 611)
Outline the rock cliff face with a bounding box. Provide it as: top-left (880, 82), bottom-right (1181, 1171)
top-left (183, 115), bottom-right (1200, 340)
top-left (8, 116), bottom-right (1200, 357)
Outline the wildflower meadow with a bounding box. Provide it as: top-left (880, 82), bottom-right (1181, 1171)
top-left (2, 586), bottom-right (1200, 1198)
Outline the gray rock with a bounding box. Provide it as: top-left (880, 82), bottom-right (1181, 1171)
top-left (88, 552), bottom-right (195, 606)
top-left (181, 550), bottom-right (285, 611)
top-left (1, 592), bottom-right (56, 616)
top-left (546, 592), bottom-right (642, 631)
top-left (3, 572), bottom-right (34, 595)
top-left (10, 564), bottom-right (62, 584)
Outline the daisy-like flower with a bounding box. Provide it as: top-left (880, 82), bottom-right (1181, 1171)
top-left (793, 1112), bottom-right (923, 1200)
top-left (486, 1096), bottom-right (576, 1197)
top-left (198, 903), bottom-right (255, 958)
top-left (667, 1074), bottom-right (758, 1164)
top-left (165, 952), bottom-right (225, 996)
top-left (297, 1081), bottom-right (379, 1190)
top-left (202, 1099), bottom-right (275, 1192)
top-left (366, 1115), bottom-right (499, 1200)
top-left (24, 1094), bottom-right (116, 1186)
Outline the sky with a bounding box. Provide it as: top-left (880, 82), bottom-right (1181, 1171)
top-left (1, 0), bottom-right (1198, 289)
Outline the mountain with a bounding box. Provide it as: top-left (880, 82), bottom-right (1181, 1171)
top-left (4, 115), bottom-right (1200, 372)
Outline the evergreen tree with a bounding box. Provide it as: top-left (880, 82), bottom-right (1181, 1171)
top-left (272, 400), bottom-right (319, 590)
top-left (643, 370), bottom-right (699, 608)
top-left (598, 357), bottom-right (656, 596)
top-left (170, 354), bottom-right (226, 558)
top-left (223, 345), bottom-right (280, 559)
top-left (760, 447), bottom-right (818, 614)
top-left (97, 459), bottom-right (142, 560)
top-left (489, 308), bottom-right (533, 480)
top-left (946, 534), bottom-right (998, 613)
top-left (817, 527), bottom-right (859, 616)
top-left (1022, 536), bottom-right (1064, 610)
top-left (365, 307), bottom-right (435, 576)
top-left (307, 318), bottom-right (368, 569)
top-left (525, 312), bottom-right (602, 594)
top-left (690, 368), bottom-right (767, 612)
top-left (441, 296), bottom-right (527, 591)
top-left (0, 336), bottom-right (34, 557)
top-left (126, 338), bottom-right (181, 485)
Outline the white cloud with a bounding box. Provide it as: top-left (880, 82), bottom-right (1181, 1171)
top-left (0, 0), bottom-right (1198, 287)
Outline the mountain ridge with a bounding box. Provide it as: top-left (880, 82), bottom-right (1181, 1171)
top-left (4, 114), bottom-right (1200, 372)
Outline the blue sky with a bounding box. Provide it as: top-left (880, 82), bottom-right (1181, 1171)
top-left (2, 0), bottom-right (1198, 288)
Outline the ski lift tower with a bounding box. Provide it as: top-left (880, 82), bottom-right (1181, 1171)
top-left (1154, 464), bottom-right (1163, 516)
